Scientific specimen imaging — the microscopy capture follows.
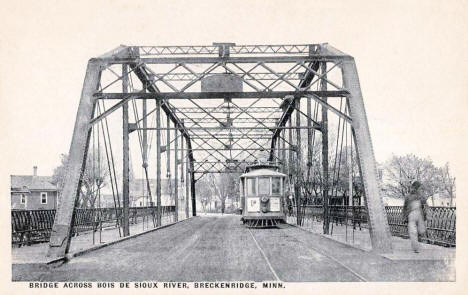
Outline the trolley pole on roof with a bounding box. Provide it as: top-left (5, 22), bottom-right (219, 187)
top-left (122, 64), bottom-right (130, 237)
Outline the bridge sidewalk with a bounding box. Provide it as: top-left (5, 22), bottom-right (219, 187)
top-left (12, 215), bottom-right (181, 265)
top-left (286, 217), bottom-right (455, 261)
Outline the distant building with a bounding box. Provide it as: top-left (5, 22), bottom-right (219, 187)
top-left (130, 178), bottom-right (178, 207)
top-left (95, 178), bottom-right (180, 208)
top-left (10, 166), bottom-right (58, 210)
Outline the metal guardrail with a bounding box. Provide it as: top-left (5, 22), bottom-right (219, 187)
top-left (11, 206), bottom-right (176, 247)
top-left (291, 205), bottom-right (456, 247)
top-left (385, 206), bottom-right (456, 247)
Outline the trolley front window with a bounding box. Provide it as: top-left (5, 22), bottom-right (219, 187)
top-left (272, 177), bottom-right (281, 195)
top-left (247, 178), bottom-right (256, 196)
top-left (258, 177), bottom-right (270, 195)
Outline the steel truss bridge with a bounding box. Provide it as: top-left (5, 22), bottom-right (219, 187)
top-left (47, 43), bottom-right (393, 258)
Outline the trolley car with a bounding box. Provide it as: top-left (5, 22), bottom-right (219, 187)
top-left (239, 164), bottom-right (287, 228)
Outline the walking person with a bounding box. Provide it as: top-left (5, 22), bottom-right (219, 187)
top-left (403, 181), bottom-right (428, 253)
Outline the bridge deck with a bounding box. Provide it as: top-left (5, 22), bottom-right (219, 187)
top-left (13, 215), bottom-right (454, 282)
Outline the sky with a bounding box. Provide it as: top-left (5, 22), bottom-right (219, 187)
top-left (1, 0), bottom-right (467, 190)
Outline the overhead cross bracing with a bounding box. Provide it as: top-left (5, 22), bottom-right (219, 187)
top-left (92, 43), bottom-right (347, 175)
top-left (47, 42), bottom-right (393, 258)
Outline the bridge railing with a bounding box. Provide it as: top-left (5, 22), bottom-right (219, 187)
top-left (290, 205), bottom-right (456, 247)
top-left (11, 206), bottom-right (176, 247)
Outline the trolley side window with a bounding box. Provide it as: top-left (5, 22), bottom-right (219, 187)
top-left (247, 178), bottom-right (256, 196)
top-left (272, 177), bottom-right (281, 195)
top-left (258, 177), bottom-right (270, 195)
top-left (240, 178), bottom-right (245, 197)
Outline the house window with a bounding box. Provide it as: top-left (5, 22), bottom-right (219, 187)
top-left (20, 194), bottom-right (26, 204)
top-left (41, 192), bottom-right (47, 204)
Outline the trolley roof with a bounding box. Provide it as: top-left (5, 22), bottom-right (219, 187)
top-left (240, 168), bottom-right (286, 178)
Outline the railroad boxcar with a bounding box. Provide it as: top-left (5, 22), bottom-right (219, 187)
top-left (239, 164), bottom-right (287, 228)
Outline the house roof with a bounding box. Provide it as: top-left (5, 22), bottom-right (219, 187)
top-left (10, 175), bottom-right (57, 192)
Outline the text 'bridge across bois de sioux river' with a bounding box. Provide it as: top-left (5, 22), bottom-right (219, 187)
top-left (47, 42), bottom-right (394, 264)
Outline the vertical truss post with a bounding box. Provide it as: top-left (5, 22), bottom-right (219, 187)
top-left (122, 64), bottom-right (130, 237)
top-left (341, 59), bottom-right (392, 253)
top-left (181, 124), bottom-right (185, 218)
top-left (190, 158), bottom-right (197, 216)
top-left (174, 123), bottom-right (179, 222)
top-left (321, 62), bottom-right (330, 235)
top-left (185, 137), bottom-right (190, 218)
top-left (288, 117), bottom-right (293, 211)
top-left (295, 98), bottom-right (302, 225)
top-left (47, 59), bottom-right (101, 257)
top-left (348, 128), bottom-right (353, 206)
top-left (307, 97), bottom-right (312, 168)
top-left (276, 138), bottom-right (280, 166)
top-left (271, 138), bottom-right (279, 165)
top-left (156, 98), bottom-right (162, 227)
top-left (281, 131), bottom-right (286, 174)
top-left (142, 84), bottom-right (148, 205)
top-left (167, 116), bottom-right (171, 180)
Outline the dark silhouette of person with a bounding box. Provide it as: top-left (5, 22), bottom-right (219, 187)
top-left (403, 181), bottom-right (428, 253)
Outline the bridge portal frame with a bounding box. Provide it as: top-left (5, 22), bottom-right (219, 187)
top-left (47, 43), bottom-right (392, 258)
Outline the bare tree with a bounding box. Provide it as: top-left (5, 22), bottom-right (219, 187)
top-left (383, 154), bottom-right (442, 204)
top-left (208, 173), bottom-right (239, 212)
top-left (195, 177), bottom-right (214, 212)
top-left (440, 163), bottom-right (456, 206)
top-left (52, 152), bottom-right (109, 208)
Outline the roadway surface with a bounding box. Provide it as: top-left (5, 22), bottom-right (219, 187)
top-left (13, 215), bottom-right (454, 282)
